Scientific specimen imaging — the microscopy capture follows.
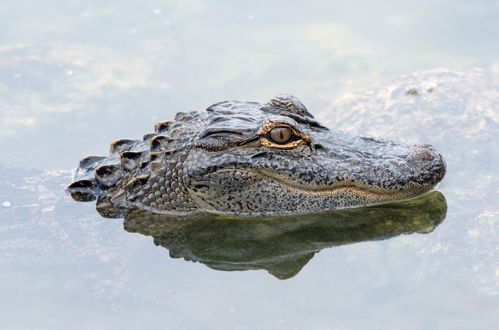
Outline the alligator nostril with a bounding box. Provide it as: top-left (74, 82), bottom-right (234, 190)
top-left (407, 150), bottom-right (436, 162)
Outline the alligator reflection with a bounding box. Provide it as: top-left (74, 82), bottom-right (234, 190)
top-left (124, 191), bottom-right (447, 279)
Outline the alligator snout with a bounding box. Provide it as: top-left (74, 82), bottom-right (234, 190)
top-left (405, 145), bottom-right (446, 185)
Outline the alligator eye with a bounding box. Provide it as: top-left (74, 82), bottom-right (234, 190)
top-left (269, 127), bottom-right (292, 144)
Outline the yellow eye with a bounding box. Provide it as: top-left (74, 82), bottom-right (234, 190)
top-left (269, 127), bottom-right (292, 144)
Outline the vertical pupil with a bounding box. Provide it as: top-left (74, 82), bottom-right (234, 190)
top-left (270, 127), bottom-right (292, 144)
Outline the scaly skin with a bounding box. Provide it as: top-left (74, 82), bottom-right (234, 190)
top-left (67, 94), bottom-right (446, 218)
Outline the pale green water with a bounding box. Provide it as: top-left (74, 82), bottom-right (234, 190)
top-left (1, 1), bottom-right (498, 329)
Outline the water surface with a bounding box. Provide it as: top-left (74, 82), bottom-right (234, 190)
top-left (1, 1), bottom-right (498, 329)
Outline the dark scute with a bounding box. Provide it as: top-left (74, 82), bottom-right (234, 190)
top-left (174, 112), bottom-right (190, 121)
top-left (139, 159), bottom-right (149, 169)
top-left (136, 174), bottom-right (150, 185)
top-left (154, 120), bottom-right (174, 133)
top-left (121, 151), bottom-right (144, 171)
top-left (143, 132), bottom-right (157, 141)
top-left (96, 196), bottom-right (125, 218)
top-left (150, 160), bottom-right (162, 171)
top-left (209, 116), bottom-right (230, 124)
top-left (68, 179), bottom-right (95, 189)
top-left (70, 191), bottom-right (97, 202)
top-left (121, 150), bottom-right (143, 160)
top-left (79, 155), bottom-right (106, 169)
top-left (94, 164), bottom-right (122, 187)
top-left (150, 135), bottom-right (173, 152)
top-left (110, 138), bottom-right (138, 154)
top-left (206, 101), bottom-right (230, 112)
top-left (149, 151), bottom-right (162, 162)
top-left (67, 179), bottom-right (97, 202)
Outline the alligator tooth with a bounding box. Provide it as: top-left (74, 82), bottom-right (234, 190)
top-left (79, 155), bottom-right (106, 169)
top-left (109, 138), bottom-right (138, 154)
top-left (154, 120), bottom-right (174, 133)
top-left (94, 164), bottom-right (122, 187)
top-left (120, 151), bottom-right (144, 171)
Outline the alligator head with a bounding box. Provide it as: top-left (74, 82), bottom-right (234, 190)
top-left (68, 94), bottom-right (446, 217)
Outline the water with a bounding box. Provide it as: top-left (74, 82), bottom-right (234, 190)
top-left (1, 1), bottom-right (498, 329)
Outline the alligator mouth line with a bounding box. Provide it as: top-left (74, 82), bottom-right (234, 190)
top-left (259, 170), bottom-right (434, 202)
top-left (267, 176), bottom-right (432, 201)
top-left (210, 166), bottom-right (433, 201)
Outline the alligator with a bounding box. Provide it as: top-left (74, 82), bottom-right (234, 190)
top-left (67, 94), bottom-right (446, 218)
